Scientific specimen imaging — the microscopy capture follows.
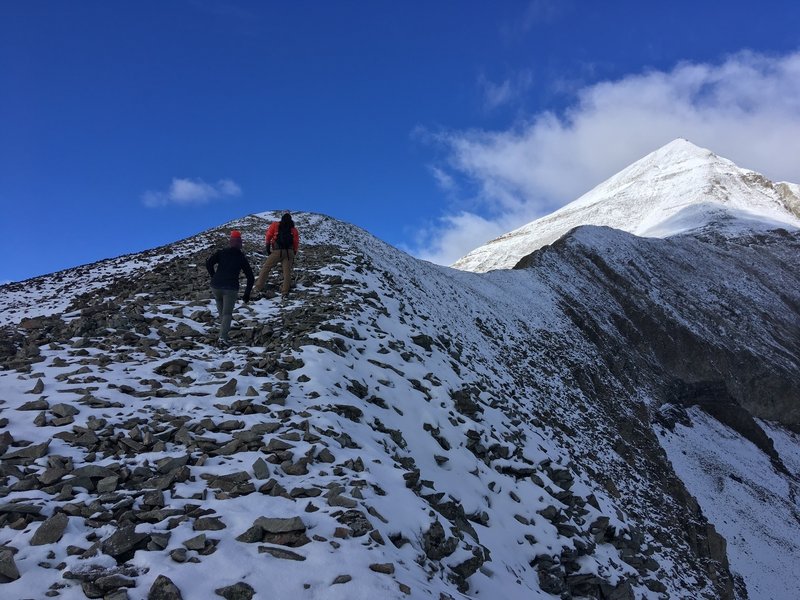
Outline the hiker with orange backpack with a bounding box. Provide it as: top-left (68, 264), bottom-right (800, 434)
top-left (254, 212), bottom-right (300, 299)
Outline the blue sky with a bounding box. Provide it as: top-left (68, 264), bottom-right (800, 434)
top-left (2, 1), bottom-right (800, 282)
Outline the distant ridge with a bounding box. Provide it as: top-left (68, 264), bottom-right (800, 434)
top-left (452, 139), bottom-right (800, 272)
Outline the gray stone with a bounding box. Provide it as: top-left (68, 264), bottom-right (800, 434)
top-left (207, 471), bottom-right (251, 492)
top-left (332, 575), bottom-right (352, 585)
top-left (422, 520), bottom-right (458, 560)
top-left (216, 378), bottom-right (238, 398)
top-left (328, 494), bottom-right (357, 508)
top-left (264, 438), bottom-right (294, 452)
top-left (51, 403), bottom-right (79, 418)
top-left (38, 467), bottom-right (67, 485)
top-left (254, 516), bottom-right (305, 534)
top-left (71, 465), bottom-right (118, 479)
top-left (257, 546), bottom-right (305, 561)
top-left (102, 526), bottom-right (150, 559)
top-left (237, 516), bottom-right (309, 547)
top-left (0, 502), bottom-right (41, 515)
top-left (215, 582), bottom-right (255, 600)
top-left (289, 486), bottom-right (322, 498)
top-left (170, 548), bottom-right (188, 563)
top-left (281, 459), bottom-right (309, 476)
top-left (81, 580), bottom-right (105, 598)
top-left (236, 525), bottom-right (264, 544)
top-left (156, 455), bottom-right (190, 474)
top-left (143, 490), bottom-right (165, 508)
top-left (18, 399), bottom-right (49, 411)
top-left (316, 448), bottom-right (335, 463)
top-left (183, 534), bottom-right (207, 551)
top-left (95, 573), bottom-right (136, 592)
top-left (252, 458), bottom-right (270, 480)
top-left (0, 549), bottom-right (21, 583)
top-left (369, 562), bottom-right (395, 575)
top-left (336, 509), bottom-right (374, 537)
top-left (539, 505), bottom-right (559, 521)
top-left (211, 440), bottom-right (241, 456)
top-left (30, 512), bottom-right (69, 546)
top-left (97, 476), bottom-right (119, 493)
top-left (148, 575), bottom-right (183, 600)
top-left (194, 517), bottom-right (226, 531)
top-left (451, 547), bottom-right (486, 582)
top-left (149, 532), bottom-right (171, 550)
top-left (2, 440), bottom-right (49, 460)
top-left (155, 359), bottom-right (190, 376)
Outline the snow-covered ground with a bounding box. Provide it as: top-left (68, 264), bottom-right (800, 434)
top-left (0, 237), bottom-right (214, 328)
top-left (0, 213), bottom-right (651, 599)
top-left (1, 208), bottom-right (798, 599)
top-left (657, 409), bottom-right (800, 600)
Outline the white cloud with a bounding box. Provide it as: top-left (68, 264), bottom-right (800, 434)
top-left (419, 50), bottom-right (800, 265)
top-left (142, 177), bottom-right (242, 207)
top-left (407, 211), bottom-right (515, 266)
top-left (429, 166), bottom-right (456, 192)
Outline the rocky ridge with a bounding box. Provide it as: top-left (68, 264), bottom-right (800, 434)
top-left (0, 211), bottom-right (798, 599)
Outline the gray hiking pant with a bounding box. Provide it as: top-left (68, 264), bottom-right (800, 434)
top-left (212, 287), bottom-right (238, 341)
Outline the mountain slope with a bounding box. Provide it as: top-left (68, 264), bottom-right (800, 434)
top-left (452, 139), bottom-right (800, 272)
top-left (1, 211), bottom-right (799, 599)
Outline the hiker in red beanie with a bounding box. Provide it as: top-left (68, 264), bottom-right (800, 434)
top-left (206, 230), bottom-right (254, 347)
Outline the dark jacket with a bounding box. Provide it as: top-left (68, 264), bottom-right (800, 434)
top-left (206, 247), bottom-right (255, 298)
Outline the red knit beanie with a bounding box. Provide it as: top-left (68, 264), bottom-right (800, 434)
top-left (230, 230), bottom-right (242, 248)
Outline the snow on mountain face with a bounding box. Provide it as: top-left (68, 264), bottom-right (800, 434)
top-left (0, 211), bottom-right (799, 600)
top-left (452, 139), bottom-right (800, 273)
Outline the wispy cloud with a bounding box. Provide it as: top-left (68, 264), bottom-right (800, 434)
top-left (429, 165), bottom-right (457, 193)
top-left (479, 70), bottom-right (534, 111)
top-left (416, 50), bottom-right (800, 265)
top-left (142, 178), bottom-right (242, 208)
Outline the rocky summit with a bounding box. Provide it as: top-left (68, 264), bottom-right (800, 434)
top-left (0, 209), bottom-right (799, 600)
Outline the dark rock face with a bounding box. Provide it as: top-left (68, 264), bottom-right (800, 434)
top-left (512, 227), bottom-right (800, 600)
top-left (517, 227), bottom-right (800, 432)
top-left (667, 380), bottom-right (786, 471)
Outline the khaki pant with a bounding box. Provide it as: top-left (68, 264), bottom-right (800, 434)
top-left (255, 249), bottom-right (295, 295)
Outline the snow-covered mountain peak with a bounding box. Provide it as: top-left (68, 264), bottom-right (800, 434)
top-left (452, 139), bottom-right (800, 272)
